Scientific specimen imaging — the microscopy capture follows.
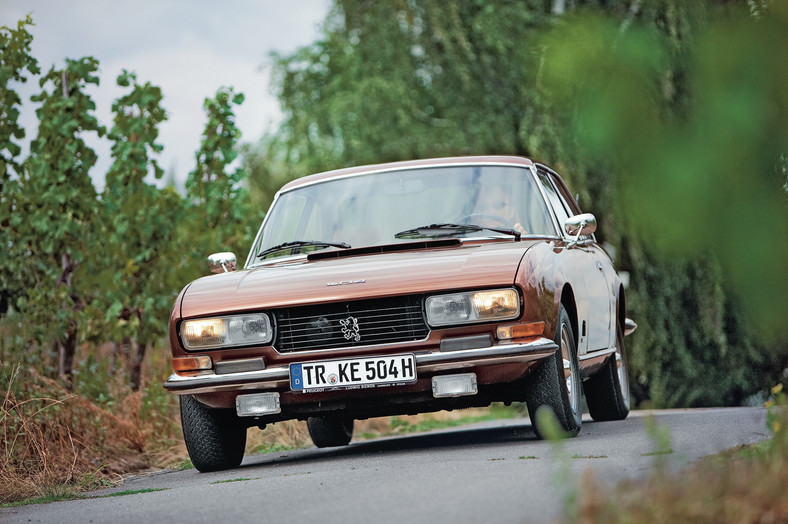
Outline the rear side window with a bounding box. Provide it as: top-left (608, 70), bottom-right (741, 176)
top-left (537, 171), bottom-right (571, 233)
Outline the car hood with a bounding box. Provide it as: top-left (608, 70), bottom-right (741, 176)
top-left (179, 240), bottom-right (539, 318)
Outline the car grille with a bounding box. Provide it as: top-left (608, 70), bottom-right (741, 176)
top-left (273, 295), bottom-right (428, 352)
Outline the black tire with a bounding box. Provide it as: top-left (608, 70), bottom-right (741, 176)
top-left (584, 321), bottom-right (630, 421)
top-left (524, 305), bottom-right (582, 438)
top-left (180, 395), bottom-right (246, 472)
top-left (307, 417), bottom-right (354, 448)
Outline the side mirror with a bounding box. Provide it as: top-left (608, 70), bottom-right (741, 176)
top-left (207, 252), bottom-right (237, 274)
top-left (564, 213), bottom-right (597, 237)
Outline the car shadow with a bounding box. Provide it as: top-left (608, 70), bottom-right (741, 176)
top-left (239, 419), bottom-right (539, 470)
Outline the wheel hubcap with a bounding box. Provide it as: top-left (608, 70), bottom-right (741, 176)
top-left (561, 326), bottom-right (580, 417)
top-left (616, 347), bottom-right (630, 404)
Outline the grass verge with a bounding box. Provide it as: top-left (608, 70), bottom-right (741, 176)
top-left (562, 384), bottom-right (788, 523)
top-left (0, 345), bottom-right (184, 505)
top-left (1, 488), bottom-right (168, 508)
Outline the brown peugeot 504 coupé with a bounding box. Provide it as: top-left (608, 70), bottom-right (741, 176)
top-left (164, 156), bottom-right (636, 472)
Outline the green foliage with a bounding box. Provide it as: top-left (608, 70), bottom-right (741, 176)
top-left (267, 1), bottom-right (551, 177)
top-left (0, 16), bottom-right (40, 315)
top-left (0, 15), bottom-right (40, 181)
top-left (4, 56), bottom-right (105, 379)
top-left (87, 70), bottom-right (181, 388)
top-left (251, 0), bottom-right (786, 408)
top-left (0, 16), bottom-right (259, 396)
top-left (537, 2), bottom-right (788, 404)
top-left (539, 3), bottom-right (788, 336)
top-left (186, 87), bottom-right (257, 260)
top-left (210, 478), bottom-right (256, 484)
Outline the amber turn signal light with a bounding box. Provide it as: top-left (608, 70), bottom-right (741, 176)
top-left (496, 321), bottom-right (545, 341)
top-left (172, 356), bottom-right (213, 373)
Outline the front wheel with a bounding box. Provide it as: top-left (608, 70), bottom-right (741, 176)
top-left (307, 417), bottom-right (354, 448)
top-left (180, 395), bottom-right (246, 472)
top-left (524, 305), bottom-right (582, 438)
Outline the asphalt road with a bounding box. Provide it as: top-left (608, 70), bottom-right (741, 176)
top-left (1, 407), bottom-right (768, 524)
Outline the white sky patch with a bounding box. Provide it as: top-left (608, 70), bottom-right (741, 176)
top-left (1, 0), bottom-right (329, 191)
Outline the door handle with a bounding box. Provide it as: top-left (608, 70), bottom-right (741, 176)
top-left (596, 261), bottom-right (604, 271)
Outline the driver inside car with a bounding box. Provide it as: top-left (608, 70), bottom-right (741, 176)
top-left (466, 183), bottom-right (528, 235)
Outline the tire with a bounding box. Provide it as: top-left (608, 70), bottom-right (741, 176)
top-left (584, 321), bottom-right (631, 421)
top-left (524, 305), bottom-right (582, 438)
top-left (180, 395), bottom-right (246, 472)
top-left (307, 417), bottom-right (354, 448)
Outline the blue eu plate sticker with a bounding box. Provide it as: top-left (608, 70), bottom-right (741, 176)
top-left (290, 364), bottom-right (303, 390)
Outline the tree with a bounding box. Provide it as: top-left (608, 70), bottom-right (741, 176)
top-left (7, 57), bottom-right (104, 382)
top-left (267, 1), bottom-right (551, 177)
top-left (91, 70), bottom-right (181, 390)
top-left (186, 87), bottom-right (256, 261)
top-left (0, 16), bottom-right (39, 315)
top-left (255, 0), bottom-right (786, 406)
top-left (536, 2), bottom-right (788, 402)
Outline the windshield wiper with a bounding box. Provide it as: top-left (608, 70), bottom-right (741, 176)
top-left (394, 223), bottom-right (521, 241)
top-left (256, 240), bottom-right (351, 259)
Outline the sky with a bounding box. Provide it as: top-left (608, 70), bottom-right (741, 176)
top-left (1, 0), bottom-right (330, 191)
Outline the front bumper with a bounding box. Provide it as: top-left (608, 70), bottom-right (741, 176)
top-left (163, 336), bottom-right (558, 395)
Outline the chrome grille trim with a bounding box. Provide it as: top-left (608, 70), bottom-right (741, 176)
top-left (274, 296), bottom-right (428, 352)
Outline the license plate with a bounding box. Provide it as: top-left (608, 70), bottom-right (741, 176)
top-left (290, 354), bottom-right (416, 391)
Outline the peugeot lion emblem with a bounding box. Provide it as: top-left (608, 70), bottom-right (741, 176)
top-left (339, 316), bottom-right (361, 342)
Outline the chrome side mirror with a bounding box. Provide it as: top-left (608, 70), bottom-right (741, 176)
top-left (208, 252), bottom-right (237, 274)
top-left (564, 213), bottom-right (597, 247)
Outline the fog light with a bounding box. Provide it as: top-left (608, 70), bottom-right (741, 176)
top-left (236, 393), bottom-right (281, 417)
top-left (432, 373), bottom-right (478, 398)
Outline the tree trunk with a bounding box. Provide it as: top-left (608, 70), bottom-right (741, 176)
top-left (56, 253), bottom-right (77, 386)
top-left (58, 320), bottom-right (77, 387)
top-left (130, 340), bottom-right (147, 391)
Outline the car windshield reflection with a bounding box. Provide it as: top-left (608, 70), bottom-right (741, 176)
top-left (251, 165), bottom-right (556, 262)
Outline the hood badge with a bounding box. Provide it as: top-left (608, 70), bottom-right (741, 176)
top-left (339, 316), bottom-right (361, 342)
top-left (327, 279), bottom-right (366, 287)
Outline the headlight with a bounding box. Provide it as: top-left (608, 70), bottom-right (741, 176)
top-left (181, 313), bottom-right (273, 350)
top-left (425, 289), bottom-right (520, 327)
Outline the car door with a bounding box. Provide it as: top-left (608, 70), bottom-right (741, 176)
top-left (536, 168), bottom-right (612, 352)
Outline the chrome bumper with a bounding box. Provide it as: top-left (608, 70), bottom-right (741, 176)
top-left (163, 337), bottom-right (558, 395)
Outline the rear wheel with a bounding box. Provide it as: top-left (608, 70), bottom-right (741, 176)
top-left (525, 305), bottom-right (582, 438)
top-left (584, 321), bottom-right (630, 421)
top-left (307, 417), bottom-right (354, 448)
top-left (180, 395), bottom-right (246, 472)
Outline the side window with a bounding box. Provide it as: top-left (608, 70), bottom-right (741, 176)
top-left (550, 173), bottom-right (582, 216)
top-left (548, 172), bottom-right (593, 241)
top-left (537, 171), bottom-right (571, 234)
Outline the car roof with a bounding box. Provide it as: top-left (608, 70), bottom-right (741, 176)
top-left (279, 155), bottom-right (536, 193)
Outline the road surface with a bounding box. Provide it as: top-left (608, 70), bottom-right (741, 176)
top-left (0, 407), bottom-right (768, 524)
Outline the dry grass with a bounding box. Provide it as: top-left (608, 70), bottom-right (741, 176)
top-left (1, 365), bottom-right (147, 502)
top-left (566, 388), bottom-right (788, 524)
top-left (0, 340), bottom-right (185, 504)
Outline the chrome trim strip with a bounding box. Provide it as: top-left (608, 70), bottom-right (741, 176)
top-left (281, 159), bottom-right (533, 193)
top-left (416, 337), bottom-right (556, 364)
top-left (164, 337), bottom-right (558, 394)
top-left (578, 347), bottom-right (615, 360)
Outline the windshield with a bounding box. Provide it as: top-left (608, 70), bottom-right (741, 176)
top-left (249, 164), bottom-right (557, 263)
